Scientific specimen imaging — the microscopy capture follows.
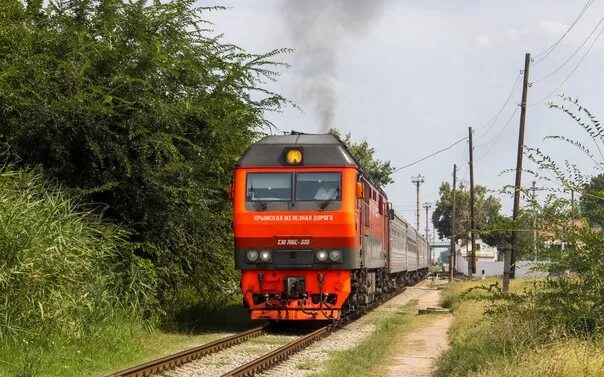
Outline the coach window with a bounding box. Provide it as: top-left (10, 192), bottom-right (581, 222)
top-left (295, 172), bottom-right (341, 201)
top-left (246, 173), bottom-right (292, 202)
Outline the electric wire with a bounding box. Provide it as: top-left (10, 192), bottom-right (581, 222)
top-left (532, 16), bottom-right (604, 85)
top-left (475, 72), bottom-right (523, 136)
top-left (477, 105), bottom-right (520, 160)
top-left (392, 136), bottom-right (468, 173)
top-left (529, 19), bottom-right (604, 106)
top-left (389, 6), bottom-right (595, 176)
top-left (532, 0), bottom-right (595, 65)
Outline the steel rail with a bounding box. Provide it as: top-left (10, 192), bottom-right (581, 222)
top-left (221, 276), bottom-right (426, 377)
top-left (221, 325), bottom-right (331, 377)
top-left (107, 326), bottom-right (267, 377)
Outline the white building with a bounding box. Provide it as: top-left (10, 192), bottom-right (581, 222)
top-left (457, 239), bottom-right (498, 262)
top-left (454, 239), bottom-right (544, 278)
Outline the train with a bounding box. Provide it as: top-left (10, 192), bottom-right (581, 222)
top-left (231, 132), bottom-right (429, 321)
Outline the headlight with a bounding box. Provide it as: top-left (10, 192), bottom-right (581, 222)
top-left (246, 250), bottom-right (259, 262)
top-left (259, 250), bottom-right (272, 262)
top-left (316, 250), bottom-right (328, 262)
top-left (329, 250), bottom-right (342, 262)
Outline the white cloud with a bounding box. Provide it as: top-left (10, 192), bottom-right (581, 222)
top-left (473, 34), bottom-right (489, 48)
top-left (503, 28), bottom-right (522, 42)
top-left (539, 19), bottom-right (568, 35)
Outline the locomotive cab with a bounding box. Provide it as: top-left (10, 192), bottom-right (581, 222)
top-left (233, 134), bottom-right (361, 320)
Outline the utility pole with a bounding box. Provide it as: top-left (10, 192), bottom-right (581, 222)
top-left (532, 181), bottom-right (537, 262)
top-left (571, 189), bottom-right (575, 222)
top-left (510, 52), bottom-right (531, 282)
top-left (449, 164), bottom-right (457, 282)
top-left (411, 175), bottom-right (425, 231)
top-left (468, 127), bottom-right (476, 278)
top-left (423, 202), bottom-right (431, 239)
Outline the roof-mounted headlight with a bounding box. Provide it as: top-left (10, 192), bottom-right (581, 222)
top-left (285, 148), bottom-right (303, 165)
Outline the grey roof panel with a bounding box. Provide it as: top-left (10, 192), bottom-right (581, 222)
top-left (256, 134), bottom-right (341, 145)
top-left (237, 134), bottom-right (355, 167)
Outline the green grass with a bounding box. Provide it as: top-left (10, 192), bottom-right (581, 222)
top-left (0, 302), bottom-right (256, 377)
top-left (434, 278), bottom-right (604, 377)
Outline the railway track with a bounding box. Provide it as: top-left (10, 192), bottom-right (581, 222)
top-left (107, 279), bottom-right (424, 377)
top-left (107, 326), bottom-right (268, 377)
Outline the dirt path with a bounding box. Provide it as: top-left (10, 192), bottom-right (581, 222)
top-left (386, 284), bottom-right (452, 377)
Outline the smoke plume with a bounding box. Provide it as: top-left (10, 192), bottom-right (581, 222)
top-left (282, 1), bottom-right (386, 132)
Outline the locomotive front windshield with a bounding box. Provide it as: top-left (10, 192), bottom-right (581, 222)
top-left (246, 172), bottom-right (341, 207)
top-left (246, 173), bottom-right (292, 201)
top-left (295, 173), bottom-right (341, 201)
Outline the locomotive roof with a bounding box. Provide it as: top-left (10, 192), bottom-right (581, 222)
top-left (236, 133), bottom-right (356, 167)
top-left (252, 134), bottom-right (342, 145)
top-left (236, 132), bottom-right (388, 199)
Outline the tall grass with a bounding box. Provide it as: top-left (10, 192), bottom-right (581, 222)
top-left (0, 168), bottom-right (154, 375)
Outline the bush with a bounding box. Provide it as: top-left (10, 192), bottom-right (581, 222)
top-left (0, 168), bottom-right (152, 341)
top-left (435, 280), bottom-right (604, 377)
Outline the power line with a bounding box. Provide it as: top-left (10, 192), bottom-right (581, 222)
top-left (529, 20), bottom-right (604, 106)
top-left (393, 136), bottom-right (468, 173)
top-left (532, 0), bottom-right (595, 65)
top-left (475, 72), bottom-right (523, 136)
top-left (476, 105), bottom-right (520, 160)
top-left (532, 16), bottom-right (604, 85)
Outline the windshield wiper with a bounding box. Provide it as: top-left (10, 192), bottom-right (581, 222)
top-left (319, 188), bottom-right (339, 210)
top-left (249, 186), bottom-right (268, 210)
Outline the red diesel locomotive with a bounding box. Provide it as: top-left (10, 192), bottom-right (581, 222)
top-left (232, 133), bottom-right (429, 321)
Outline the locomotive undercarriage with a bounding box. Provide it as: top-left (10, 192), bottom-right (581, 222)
top-left (243, 267), bottom-right (428, 321)
top-left (340, 267), bottom-right (427, 317)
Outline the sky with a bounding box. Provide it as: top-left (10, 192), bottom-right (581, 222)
top-left (201, 0), bottom-right (604, 236)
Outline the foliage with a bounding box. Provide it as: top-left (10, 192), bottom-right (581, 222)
top-left (431, 182), bottom-right (502, 243)
top-left (0, 0), bottom-right (289, 315)
top-left (579, 173), bottom-right (604, 227)
top-left (0, 167), bottom-right (155, 375)
top-left (435, 279), bottom-right (604, 377)
top-left (330, 128), bottom-right (395, 186)
top-left (479, 211), bottom-right (537, 259)
top-left (520, 97), bottom-right (604, 333)
top-left (0, 168), bottom-right (151, 339)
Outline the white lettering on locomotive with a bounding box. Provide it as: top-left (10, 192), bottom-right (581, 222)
top-left (253, 215), bottom-right (334, 222)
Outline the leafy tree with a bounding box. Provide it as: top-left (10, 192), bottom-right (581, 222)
top-left (515, 96), bottom-right (604, 334)
top-left (330, 128), bottom-right (395, 186)
top-left (431, 182), bottom-right (502, 244)
top-left (0, 0), bottom-right (289, 316)
top-left (579, 174), bottom-right (604, 227)
top-left (480, 211), bottom-right (537, 259)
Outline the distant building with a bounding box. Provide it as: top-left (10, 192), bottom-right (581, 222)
top-left (454, 238), bottom-right (545, 278)
top-left (456, 239), bottom-right (498, 262)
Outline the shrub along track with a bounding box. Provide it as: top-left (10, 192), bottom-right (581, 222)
top-left (108, 277), bottom-right (426, 377)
